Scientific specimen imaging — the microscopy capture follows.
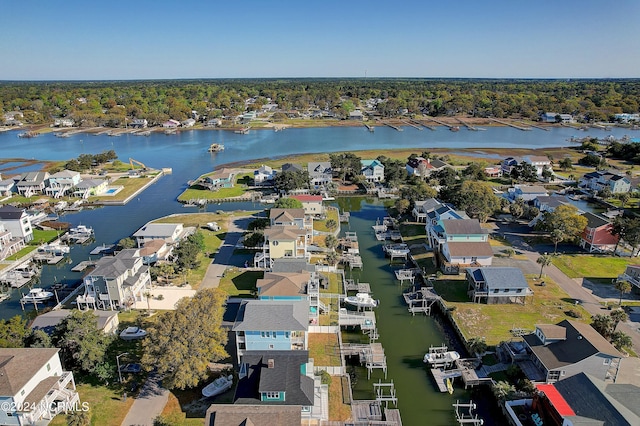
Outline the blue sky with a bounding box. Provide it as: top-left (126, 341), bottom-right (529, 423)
top-left (1, 0), bottom-right (639, 80)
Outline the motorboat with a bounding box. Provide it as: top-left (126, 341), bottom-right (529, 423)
top-left (20, 288), bottom-right (54, 303)
top-left (344, 293), bottom-right (378, 309)
top-left (202, 375), bottom-right (233, 398)
top-left (119, 326), bottom-right (148, 341)
top-left (423, 350), bottom-right (460, 365)
top-left (38, 243), bottom-right (70, 255)
top-left (69, 225), bottom-right (94, 235)
top-left (208, 143), bottom-right (224, 152)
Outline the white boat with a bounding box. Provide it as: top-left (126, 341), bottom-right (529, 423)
top-left (69, 225), bottom-right (94, 235)
top-left (423, 350), bottom-right (460, 365)
top-left (202, 375), bottom-right (233, 398)
top-left (38, 243), bottom-right (70, 255)
top-left (208, 143), bottom-right (224, 152)
top-left (344, 293), bottom-right (378, 309)
top-left (119, 326), bottom-right (148, 341)
top-left (20, 288), bottom-right (54, 303)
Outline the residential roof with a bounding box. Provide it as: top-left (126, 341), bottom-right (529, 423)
top-left (16, 171), bottom-right (48, 186)
top-left (205, 404), bottom-right (301, 426)
top-left (516, 185), bottom-right (548, 194)
top-left (234, 351), bottom-right (314, 407)
top-left (414, 198), bottom-right (442, 212)
top-left (232, 300), bottom-right (309, 331)
top-left (139, 239), bottom-right (166, 256)
top-left (537, 384), bottom-right (576, 416)
top-left (0, 348), bottom-right (60, 396)
top-left (270, 208), bottom-right (305, 222)
top-left (536, 324), bottom-right (567, 340)
top-left (467, 267), bottom-right (529, 290)
top-left (281, 163), bottom-right (303, 173)
top-left (29, 309), bottom-right (118, 335)
top-left (75, 179), bottom-right (106, 189)
top-left (264, 225), bottom-right (307, 241)
top-left (133, 223), bottom-right (181, 238)
top-left (447, 241), bottom-right (493, 257)
top-left (270, 258), bottom-right (315, 273)
top-left (290, 195), bottom-right (323, 203)
top-left (0, 205), bottom-right (26, 219)
top-left (441, 219), bottom-right (483, 235)
top-left (524, 320), bottom-right (622, 371)
top-left (257, 272), bottom-right (310, 297)
top-left (49, 169), bottom-right (80, 179)
top-left (89, 250), bottom-right (139, 278)
top-left (582, 212), bottom-right (611, 230)
top-left (553, 373), bottom-right (637, 426)
top-left (536, 196), bottom-right (570, 209)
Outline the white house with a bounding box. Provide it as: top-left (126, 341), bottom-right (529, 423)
top-left (290, 195), bottom-right (324, 216)
top-left (254, 165), bottom-right (277, 185)
top-left (0, 223), bottom-right (25, 261)
top-left (181, 118), bottom-right (196, 127)
top-left (0, 348), bottom-right (80, 425)
top-left (46, 170), bottom-right (82, 198)
top-left (307, 162), bottom-right (333, 188)
top-left (15, 172), bottom-right (50, 196)
top-left (132, 222), bottom-right (186, 248)
top-left (0, 205), bottom-right (33, 243)
top-left (361, 159), bottom-right (385, 183)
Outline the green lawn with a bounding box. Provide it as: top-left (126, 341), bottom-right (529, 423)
top-left (218, 269), bottom-right (261, 297)
top-left (434, 275), bottom-right (590, 346)
top-left (89, 175), bottom-right (158, 202)
top-left (308, 333), bottom-right (342, 366)
top-left (49, 383), bottom-right (134, 426)
top-left (5, 245), bottom-right (37, 260)
top-left (31, 229), bottom-right (61, 244)
top-left (400, 222), bottom-right (426, 243)
top-left (552, 254), bottom-right (636, 281)
top-left (321, 271), bottom-right (343, 294)
top-left (313, 207), bottom-right (339, 232)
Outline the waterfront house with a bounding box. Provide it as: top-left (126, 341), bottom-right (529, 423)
top-left (203, 168), bottom-right (236, 190)
top-left (349, 110), bottom-right (364, 120)
top-left (425, 205), bottom-right (468, 247)
top-left (579, 170), bottom-right (631, 194)
top-left (507, 185), bottom-right (549, 202)
top-left (204, 405), bottom-right (301, 426)
top-left (129, 118), bottom-right (148, 128)
top-left (430, 219), bottom-right (493, 273)
top-left (76, 249), bottom-right (151, 310)
top-left (15, 171), bottom-right (50, 196)
top-left (483, 166), bottom-right (502, 178)
top-left (0, 348), bottom-right (80, 426)
top-left (254, 165), bottom-right (277, 185)
top-left (53, 118), bottom-right (74, 127)
top-left (617, 264), bottom-right (640, 290)
top-left (234, 351), bottom-right (327, 422)
top-left (232, 299), bottom-right (309, 362)
top-left (290, 195), bottom-right (324, 216)
top-left (29, 309), bottom-right (120, 335)
top-left (405, 156), bottom-right (448, 178)
top-left (465, 267), bottom-right (533, 304)
top-left (521, 320), bottom-right (622, 383)
top-left (541, 112), bottom-right (560, 123)
top-left (45, 169), bottom-right (82, 198)
top-left (614, 113), bottom-right (640, 123)
top-left (206, 118), bottom-right (222, 127)
top-left (0, 175), bottom-right (15, 196)
top-left (72, 179), bottom-right (108, 198)
top-left (139, 239), bottom-right (172, 264)
top-left (412, 198), bottom-right (443, 222)
top-left (162, 119), bottom-right (181, 128)
top-left (502, 156), bottom-right (552, 177)
top-left (282, 163), bottom-right (304, 174)
top-left (0, 223), bottom-right (25, 261)
top-left (256, 271), bottom-right (311, 300)
top-left (181, 118), bottom-right (196, 127)
top-left (501, 157), bottom-right (519, 176)
top-left (132, 222), bottom-right (186, 248)
top-left (579, 212), bottom-right (619, 253)
top-left (307, 162), bottom-right (332, 188)
top-left (255, 225), bottom-right (309, 269)
top-left (270, 208), bottom-right (311, 230)
top-left (360, 159), bottom-right (385, 183)
top-left (0, 205), bottom-right (33, 243)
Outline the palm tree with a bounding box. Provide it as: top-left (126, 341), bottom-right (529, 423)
top-left (614, 279), bottom-right (632, 306)
top-left (609, 308), bottom-right (628, 329)
top-left (468, 337), bottom-right (487, 358)
top-left (611, 331), bottom-right (633, 351)
top-left (66, 410), bottom-right (90, 426)
top-left (536, 254), bottom-right (552, 279)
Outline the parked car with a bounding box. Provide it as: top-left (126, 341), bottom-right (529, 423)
top-left (206, 222), bottom-right (220, 231)
top-left (120, 363), bottom-right (142, 374)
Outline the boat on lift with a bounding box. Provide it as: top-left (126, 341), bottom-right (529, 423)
top-left (20, 288), bottom-right (54, 303)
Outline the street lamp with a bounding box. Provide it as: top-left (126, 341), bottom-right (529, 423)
top-left (116, 352), bottom-right (129, 384)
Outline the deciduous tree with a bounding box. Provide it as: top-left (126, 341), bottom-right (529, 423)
top-left (141, 288), bottom-right (228, 390)
top-left (457, 181), bottom-right (500, 222)
top-left (274, 197), bottom-right (303, 209)
top-left (539, 204), bottom-right (588, 253)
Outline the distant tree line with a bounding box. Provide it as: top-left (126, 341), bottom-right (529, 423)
top-left (1, 78), bottom-right (639, 127)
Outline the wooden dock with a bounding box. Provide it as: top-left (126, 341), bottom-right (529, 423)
top-left (488, 118), bottom-right (532, 131)
top-left (71, 261), bottom-right (96, 272)
top-left (413, 119), bottom-right (437, 130)
top-left (422, 116), bottom-right (456, 129)
top-left (382, 121), bottom-right (403, 131)
top-left (345, 279), bottom-right (371, 293)
top-left (401, 120), bottom-right (423, 130)
top-left (364, 123), bottom-right (375, 132)
top-left (456, 118), bottom-right (478, 131)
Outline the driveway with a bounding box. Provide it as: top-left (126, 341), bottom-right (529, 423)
top-left (120, 373), bottom-right (168, 426)
top-left (199, 215), bottom-right (255, 291)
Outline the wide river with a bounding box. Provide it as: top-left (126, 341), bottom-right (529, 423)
top-left (0, 125), bottom-right (634, 424)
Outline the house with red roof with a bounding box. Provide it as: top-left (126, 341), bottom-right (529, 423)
top-left (579, 212), bottom-right (619, 253)
top-left (290, 195), bottom-right (324, 216)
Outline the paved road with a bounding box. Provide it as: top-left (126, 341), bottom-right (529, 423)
top-left (199, 215), bottom-right (255, 290)
top-left (120, 374), bottom-right (168, 426)
top-left (498, 224), bottom-right (640, 355)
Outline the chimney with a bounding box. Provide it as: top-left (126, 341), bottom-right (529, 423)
top-left (267, 359), bottom-right (275, 369)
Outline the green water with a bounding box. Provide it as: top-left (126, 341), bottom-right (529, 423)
top-left (342, 199), bottom-right (464, 426)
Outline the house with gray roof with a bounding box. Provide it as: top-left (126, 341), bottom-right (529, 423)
top-left (522, 320), bottom-right (623, 383)
top-left (72, 178), bottom-right (108, 198)
top-left (0, 348), bottom-right (79, 425)
top-left (430, 218), bottom-right (493, 273)
top-left (412, 198), bottom-right (443, 222)
top-left (15, 171), bottom-right (50, 196)
top-left (281, 163), bottom-right (303, 173)
top-left (132, 222), bottom-right (187, 248)
top-left (507, 184), bottom-right (549, 201)
top-left (466, 267), bottom-right (533, 304)
top-left (45, 169), bottom-right (82, 198)
top-left (580, 170), bottom-right (631, 194)
top-left (0, 205), bottom-right (33, 243)
top-left (233, 350), bottom-right (327, 421)
top-left (232, 300), bottom-right (309, 363)
top-left (76, 249), bottom-right (151, 310)
top-left (29, 309), bottom-right (120, 335)
top-left (307, 162), bottom-right (332, 188)
top-left (0, 174), bottom-right (16, 196)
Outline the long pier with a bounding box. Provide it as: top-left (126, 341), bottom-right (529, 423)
top-left (401, 120), bottom-right (423, 130)
top-left (382, 121), bottom-right (403, 131)
top-left (488, 118), bottom-right (532, 131)
top-left (364, 123), bottom-right (375, 132)
top-left (456, 118), bottom-right (478, 131)
top-left (413, 119), bottom-right (437, 130)
top-left (422, 116), bottom-right (456, 129)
